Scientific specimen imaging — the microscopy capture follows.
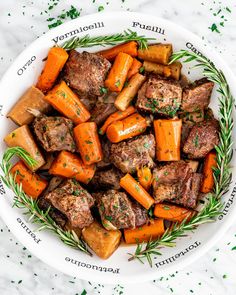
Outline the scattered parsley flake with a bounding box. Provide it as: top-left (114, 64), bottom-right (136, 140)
top-left (98, 6), bottom-right (104, 12)
top-left (231, 246), bottom-right (236, 250)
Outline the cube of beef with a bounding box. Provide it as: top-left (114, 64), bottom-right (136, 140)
top-left (90, 93), bottom-right (117, 125)
top-left (63, 50), bottom-right (111, 98)
top-left (110, 134), bottom-right (155, 174)
top-left (183, 120), bottom-right (219, 158)
top-left (182, 78), bottom-right (214, 112)
top-left (136, 75), bottom-right (182, 116)
top-left (90, 166), bottom-right (123, 191)
top-left (38, 176), bottom-right (67, 228)
top-left (45, 179), bottom-right (94, 228)
top-left (131, 201), bottom-right (148, 227)
top-left (96, 138), bottom-right (112, 170)
top-left (33, 116), bottom-right (76, 152)
top-left (172, 173), bottom-right (202, 208)
top-left (96, 190), bottom-right (136, 230)
top-left (152, 161), bottom-right (201, 208)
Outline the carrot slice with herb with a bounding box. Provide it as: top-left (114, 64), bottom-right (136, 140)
top-left (74, 122), bottom-right (103, 165)
top-left (154, 119), bottom-right (182, 161)
top-left (99, 105), bottom-right (136, 135)
top-left (120, 173), bottom-right (155, 209)
top-left (127, 58), bottom-right (143, 79)
top-left (124, 219), bottom-right (165, 244)
top-left (49, 151), bottom-right (95, 184)
top-left (201, 151), bottom-right (217, 193)
top-left (105, 52), bottom-right (133, 92)
top-left (106, 113), bottom-right (147, 143)
top-left (137, 166), bottom-right (152, 191)
top-left (114, 73), bottom-right (146, 111)
top-left (99, 41), bottom-right (138, 60)
top-left (44, 80), bottom-right (90, 124)
top-left (10, 161), bottom-right (48, 199)
top-left (37, 47), bottom-right (69, 92)
top-left (154, 203), bottom-right (194, 222)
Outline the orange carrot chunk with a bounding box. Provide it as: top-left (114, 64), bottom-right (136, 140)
top-left (201, 151), bottom-right (217, 193)
top-left (105, 52), bottom-right (133, 92)
top-left (44, 80), bottom-right (90, 125)
top-left (127, 58), bottom-right (143, 79)
top-left (124, 219), bottom-right (165, 244)
top-left (99, 106), bottom-right (136, 135)
top-left (10, 161), bottom-right (48, 199)
top-left (137, 166), bottom-right (152, 191)
top-left (74, 122), bottom-right (103, 165)
top-left (120, 173), bottom-right (155, 209)
top-left (154, 119), bottom-right (182, 161)
top-left (154, 203), bottom-right (194, 222)
top-left (106, 113), bottom-right (147, 143)
top-left (49, 151), bottom-right (95, 184)
top-left (37, 47), bottom-right (69, 92)
top-left (99, 41), bottom-right (138, 60)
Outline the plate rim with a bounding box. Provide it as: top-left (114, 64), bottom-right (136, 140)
top-left (0, 11), bottom-right (236, 284)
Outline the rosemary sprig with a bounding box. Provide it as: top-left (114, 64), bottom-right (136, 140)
top-left (0, 147), bottom-right (92, 256)
top-left (129, 50), bottom-right (234, 266)
top-left (60, 29), bottom-right (155, 50)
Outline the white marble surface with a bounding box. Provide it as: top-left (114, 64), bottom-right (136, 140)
top-left (0, 0), bottom-right (236, 294)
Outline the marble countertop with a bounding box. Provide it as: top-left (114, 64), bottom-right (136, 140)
top-left (0, 0), bottom-right (236, 294)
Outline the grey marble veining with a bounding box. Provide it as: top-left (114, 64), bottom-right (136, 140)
top-left (0, 0), bottom-right (236, 294)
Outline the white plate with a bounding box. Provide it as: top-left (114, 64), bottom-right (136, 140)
top-left (0, 12), bottom-right (236, 284)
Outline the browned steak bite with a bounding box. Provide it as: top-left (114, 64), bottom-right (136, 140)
top-left (172, 173), bottom-right (202, 208)
top-left (90, 166), bottom-right (123, 191)
top-left (63, 50), bottom-right (111, 98)
top-left (45, 179), bottom-right (94, 228)
top-left (181, 78), bottom-right (214, 112)
top-left (183, 120), bottom-right (219, 159)
top-left (33, 116), bottom-right (76, 152)
top-left (90, 93), bottom-right (117, 125)
top-left (131, 202), bottom-right (148, 227)
top-left (110, 134), bottom-right (156, 174)
top-left (152, 161), bottom-right (201, 208)
top-left (136, 75), bottom-right (182, 116)
top-left (96, 190), bottom-right (136, 230)
top-left (96, 138), bottom-right (112, 170)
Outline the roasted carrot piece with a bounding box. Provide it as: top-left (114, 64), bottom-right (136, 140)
top-left (124, 219), bottom-right (165, 244)
top-left (74, 122), bottom-right (103, 165)
top-left (99, 41), bottom-right (138, 60)
top-left (10, 161), bottom-right (48, 199)
top-left (44, 80), bottom-right (90, 125)
top-left (154, 119), bottom-right (182, 161)
top-left (99, 105), bottom-right (136, 135)
top-left (106, 113), bottom-right (147, 143)
top-left (154, 203), bottom-right (194, 222)
top-left (127, 58), bottom-right (142, 79)
top-left (49, 151), bottom-right (95, 184)
top-left (105, 52), bottom-right (133, 92)
top-left (114, 73), bottom-right (146, 111)
top-left (137, 166), bottom-right (152, 191)
top-left (37, 47), bottom-right (69, 92)
top-left (120, 173), bottom-right (155, 209)
top-left (201, 151), bottom-right (217, 193)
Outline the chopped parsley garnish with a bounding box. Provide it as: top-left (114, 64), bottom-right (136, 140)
top-left (139, 66), bottom-right (145, 73)
top-left (143, 142), bottom-right (150, 149)
top-left (194, 135), bottom-right (199, 147)
top-left (85, 154), bottom-right (90, 162)
top-left (105, 215), bottom-right (113, 221)
top-left (100, 87), bottom-right (108, 94)
top-left (135, 184), bottom-right (140, 192)
top-left (85, 140), bottom-right (93, 144)
top-left (163, 205), bottom-right (170, 210)
top-left (98, 6), bottom-right (104, 12)
top-left (115, 80), bottom-right (121, 87)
